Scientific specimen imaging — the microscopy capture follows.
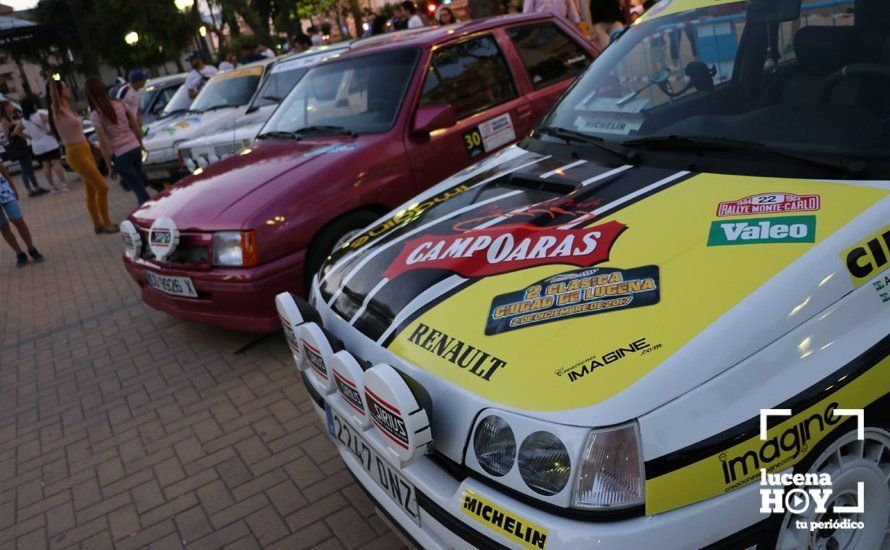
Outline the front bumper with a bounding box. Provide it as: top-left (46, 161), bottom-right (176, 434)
top-left (123, 250), bottom-right (306, 333)
top-left (307, 389), bottom-right (769, 549)
top-left (142, 159), bottom-right (187, 185)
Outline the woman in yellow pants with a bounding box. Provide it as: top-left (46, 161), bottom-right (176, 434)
top-left (49, 79), bottom-right (118, 234)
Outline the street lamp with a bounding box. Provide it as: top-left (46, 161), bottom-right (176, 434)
top-left (174, 0), bottom-right (194, 12)
top-left (124, 31), bottom-right (139, 45)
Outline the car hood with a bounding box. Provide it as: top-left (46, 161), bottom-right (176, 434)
top-left (131, 137), bottom-right (364, 230)
top-left (142, 107), bottom-right (245, 151)
top-left (316, 146), bottom-right (890, 422)
top-left (179, 106), bottom-right (275, 150)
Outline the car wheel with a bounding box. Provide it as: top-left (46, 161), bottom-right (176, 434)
top-left (305, 210), bottom-right (381, 293)
top-left (774, 427), bottom-right (889, 550)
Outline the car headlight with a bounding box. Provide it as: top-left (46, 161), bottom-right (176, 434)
top-left (473, 415), bottom-right (515, 477)
top-left (518, 431), bottom-right (571, 496)
top-left (572, 422), bottom-right (643, 509)
top-left (212, 231), bottom-right (258, 267)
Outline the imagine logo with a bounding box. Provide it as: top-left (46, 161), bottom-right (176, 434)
top-left (758, 408), bottom-right (865, 532)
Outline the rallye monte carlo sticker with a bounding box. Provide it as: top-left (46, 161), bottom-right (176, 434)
top-left (317, 158), bottom-right (888, 411)
top-left (485, 265), bottom-right (659, 335)
top-left (716, 192), bottom-right (820, 217)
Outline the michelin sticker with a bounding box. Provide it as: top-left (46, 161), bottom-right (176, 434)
top-left (461, 489), bottom-right (548, 549)
top-left (486, 265), bottom-right (660, 335)
top-left (462, 113), bottom-right (516, 158)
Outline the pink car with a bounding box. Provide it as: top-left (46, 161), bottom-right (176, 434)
top-left (122, 14), bottom-right (598, 332)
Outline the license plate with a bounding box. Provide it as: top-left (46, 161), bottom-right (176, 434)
top-left (145, 169), bottom-right (170, 180)
top-left (145, 271), bottom-right (198, 298)
top-left (326, 403), bottom-right (421, 525)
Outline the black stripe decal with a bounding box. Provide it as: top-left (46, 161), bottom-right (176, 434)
top-left (375, 167), bottom-right (695, 344)
top-left (645, 333), bottom-right (890, 480)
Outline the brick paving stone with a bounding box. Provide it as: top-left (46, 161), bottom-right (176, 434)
top-left (0, 174), bottom-right (403, 549)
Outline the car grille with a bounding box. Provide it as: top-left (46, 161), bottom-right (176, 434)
top-left (137, 227), bottom-right (211, 268)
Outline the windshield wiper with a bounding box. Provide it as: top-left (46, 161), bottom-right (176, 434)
top-left (259, 94), bottom-right (285, 103)
top-left (536, 126), bottom-right (636, 163)
top-left (256, 130), bottom-right (301, 141)
top-left (199, 104), bottom-right (238, 113)
top-left (621, 136), bottom-right (867, 175)
top-left (293, 125), bottom-right (358, 137)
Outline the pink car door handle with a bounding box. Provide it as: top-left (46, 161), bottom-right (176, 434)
top-left (517, 104), bottom-right (533, 119)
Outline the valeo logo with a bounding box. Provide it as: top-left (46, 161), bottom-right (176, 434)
top-left (708, 215), bottom-right (816, 246)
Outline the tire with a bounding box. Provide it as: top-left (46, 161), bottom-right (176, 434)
top-left (305, 210), bottom-right (381, 293)
top-left (771, 424), bottom-right (889, 550)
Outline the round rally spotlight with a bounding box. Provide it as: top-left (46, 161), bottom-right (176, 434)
top-left (518, 431), bottom-right (571, 496)
top-left (275, 292), bottom-right (305, 368)
top-left (364, 364), bottom-right (432, 466)
top-left (329, 350), bottom-right (370, 429)
top-left (473, 415), bottom-right (516, 477)
top-left (120, 220), bottom-right (142, 260)
top-left (296, 323), bottom-right (336, 395)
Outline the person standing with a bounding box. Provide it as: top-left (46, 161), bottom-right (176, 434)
top-left (1, 101), bottom-right (47, 197)
top-left (20, 98), bottom-right (69, 193)
top-left (48, 78), bottom-right (118, 234)
top-left (85, 75), bottom-right (151, 207)
top-left (589, 0), bottom-right (625, 49)
top-left (258, 40), bottom-right (276, 59)
top-left (116, 70), bottom-right (148, 127)
top-left (185, 52), bottom-right (219, 100)
top-left (0, 161), bottom-right (43, 267)
top-left (240, 44), bottom-right (265, 64)
top-left (523, 0), bottom-right (580, 24)
top-left (398, 2), bottom-right (425, 28)
top-left (307, 26), bottom-right (326, 46)
top-left (218, 53), bottom-right (237, 71)
top-left (436, 6), bottom-right (457, 25)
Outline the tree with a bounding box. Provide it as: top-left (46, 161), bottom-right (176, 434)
top-left (32, 0), bottom-right (194, 75)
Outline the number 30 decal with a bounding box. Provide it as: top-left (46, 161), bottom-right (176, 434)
top-left (462, 128), bottom-right (485, 158)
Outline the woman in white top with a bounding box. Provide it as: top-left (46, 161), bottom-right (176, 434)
top-left (20, 98), bottom-right (69, 192)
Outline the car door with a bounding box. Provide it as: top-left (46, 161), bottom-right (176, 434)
top-left (406, 32), bottom-right (534, 189)
top-left (504, 20), bottom-right (595, 122)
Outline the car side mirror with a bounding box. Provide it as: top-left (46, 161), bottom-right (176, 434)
top-left (412, 104), bottom-right (456, 136)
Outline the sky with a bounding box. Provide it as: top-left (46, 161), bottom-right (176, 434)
top-left (4, 0), bottom-right (40, 10)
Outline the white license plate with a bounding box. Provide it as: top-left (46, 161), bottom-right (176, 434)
top-left (145, 169), bottom-right (170, 180)
top-left (326, 403), bottom-right (421, 525)
top-left (145, 271), bottom-right (198, 298)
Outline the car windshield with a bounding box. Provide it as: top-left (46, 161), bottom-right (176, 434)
top-left (140, 85), bottom-right (160, 112)
top-left (191, 67), bottom-right (263, 112)
top-left (262, 48), bottom-right (418, 135)
top-left (539, 0), bottom-right (889, 166)
top-left (250, 55), bottom-right (329, 110)
top-left (161, 83), bottom-right (192, 116)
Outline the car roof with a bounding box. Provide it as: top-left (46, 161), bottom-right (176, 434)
top-left (207, 58), bottom-right (274, 83)
top-left (341, 13), bottom-right (564, 56)
top-left (272, 41), bottom-right (353, 67)
top-left (146, 74), bottom-right (186, 87)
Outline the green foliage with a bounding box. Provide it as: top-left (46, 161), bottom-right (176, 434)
top-left (33, 0), bottom-right (194, 74)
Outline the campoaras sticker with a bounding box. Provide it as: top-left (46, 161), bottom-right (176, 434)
top-left (383, 220), bottom-right (626, 279)
top-left (486, 265), bottom-right (660, 335)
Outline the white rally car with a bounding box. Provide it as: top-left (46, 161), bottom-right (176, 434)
top-left (178, 44), bottom-right (351, 173)
top-left (140, 58), bottom-right (274, 185)
top-left (277, 0), bottom-right (889, 547)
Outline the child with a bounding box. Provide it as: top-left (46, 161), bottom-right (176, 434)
top-left (0, 163), bottom-right (44, 267)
